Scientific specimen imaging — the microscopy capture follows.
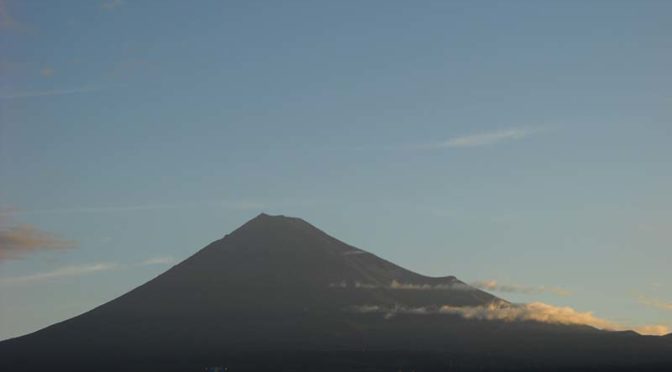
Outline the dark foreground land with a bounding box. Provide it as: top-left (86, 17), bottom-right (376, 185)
top-left (6, 350), bottom-right (672, 372)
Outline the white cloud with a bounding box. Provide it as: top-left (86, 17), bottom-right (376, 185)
top-left (329, 280), bottom-right (475, 291)
top-left (441, 302), bottom-right (614, 328)
top-left (632, 325), bottom-right (670, 336)
top-left (350, 302), bottom-right (669, 336)
top-left (425, 127), bottom-right (542, 149)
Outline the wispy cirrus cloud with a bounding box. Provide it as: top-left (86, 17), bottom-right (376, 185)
top-left (0, 224), bottom-right (75, 261)
top-left (351, 302), bottom-right (669, 336)
top-left (0, 263), bottom-right (119, 285)
top-left (423, 127), bottom-right (543, 149)
top-left (471, 279), bottom-right (572, 297)
top-left (0, 256), bottom-right (176, 286)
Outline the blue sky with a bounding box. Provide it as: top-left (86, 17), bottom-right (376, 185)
top-left (1, 0), bottom-right (671, 339)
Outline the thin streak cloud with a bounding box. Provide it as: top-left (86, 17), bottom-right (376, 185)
top-left (0, 263), bottom-right (119, 285)
top-left (139, 256), bottom-right (176, 266)
top-left (0, 257), bottom-right (176, 286)
top-left (425, 127), bottom-right (542, 149)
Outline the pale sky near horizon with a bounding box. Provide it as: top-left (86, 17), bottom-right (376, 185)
top-left (1, 0), bottom-right (671, 340)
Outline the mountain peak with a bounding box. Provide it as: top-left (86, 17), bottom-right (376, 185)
top-left (230, 213), bottom-right (324, 238)
top-left (249, 212), bottom-right (309, 225)
top-left (254, 212), bottom-right (278, 219)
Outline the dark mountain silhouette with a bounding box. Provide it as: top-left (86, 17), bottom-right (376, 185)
top-left (1, 214), bottom-right (671, 371)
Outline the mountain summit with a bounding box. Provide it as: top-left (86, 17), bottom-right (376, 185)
top-left (1, 214), bottom-right (671, 371)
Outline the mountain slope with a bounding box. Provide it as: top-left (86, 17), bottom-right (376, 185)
top-left (1, 214), bottom-right (671, 371)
